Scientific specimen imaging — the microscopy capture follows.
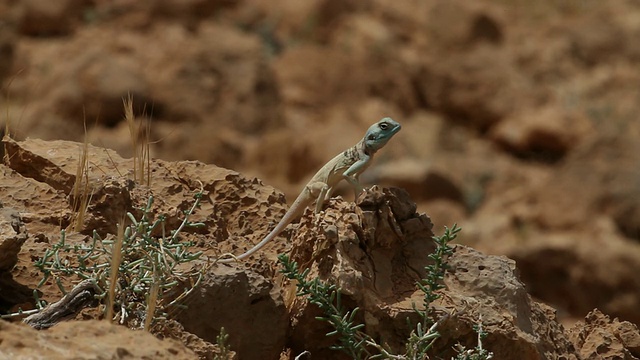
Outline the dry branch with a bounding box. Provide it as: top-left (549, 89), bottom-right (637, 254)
top-left (24, 279), bottom-right (100, 329)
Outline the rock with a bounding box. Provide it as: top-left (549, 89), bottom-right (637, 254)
top-left (2, 137), bottom-right (288, 250)
top-left (273, 45), bottom-right (358, 109)
top-left (7, 22), bottom-right (279, 163)
top-left (2, 137), bottom-right (291, 318)
top-left (507, 230), bottom-right (640, 326)
top-left (284, 185), bottom-right (578, 358)
top-left (374, 159), bottom-right (465, 204)
top-left (333, 14), bottom-right (394, 55)
top-left (151, 0), bottom-right (237, 27)
top-left (242, 0), bottom-right (360, 44)
top-left (68, 176), bottom-right (134, 235)
top-left (574, 138), bottom-right (640, 240)
top-left (0, 319), bottom-right (197, 359)
top-left (3, 0), bottom-right (640, 355)
top-left (3, 137), bottom-right (127, 192)
top-left (438, 245), bottom-right (578, 359)
top-left (154, 319), bottom-right (237, 360)
top-left (0, 163), bottom-right (70, 235)
top-left (175, 265), bottom-right (288, 360)
top-left (15, 0), bottom-right (87, 36)
top-left (287, 186), bottom-right (435, 358)
top-left (568, 309), bottom-right (640, 359)
top-left (424, 0), bottom-right (504, 48)
top-left (468, 123), bottom-right (640, 323)
top-left (71, 55), bottom-right (151, 127)
top-left (0, 18), bottom-right (15, 83)
top-left (0, 208), bottom-right (27, 271)
top-left (490, 105), bottom-right (593, 162)
top-left (414, 47), bottom-right (522, 129)
top-left (4, 137), bottom-right (77, 192)
top-left (566, 12), bottom-right (637, 67)
top-left (0, 207), bottom-right (33, 314)
top-left (2, 135), bottom-right (639, 358)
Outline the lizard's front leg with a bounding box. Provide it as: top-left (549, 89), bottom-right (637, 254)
top-left (342, 156), bottom-right (370, 197)
top-left (343, 175), bottom-right (363, 198)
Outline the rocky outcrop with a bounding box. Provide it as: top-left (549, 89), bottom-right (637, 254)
top-left (175, 265), bottom-right (288, 360)
top-left (285, 186), bottom-right (579, 359)
top-left (0, 319), bottom-right (198, 360)
top-left (568, 309), bottom-right (640, 360)
top-left (2, 137), bottom-right (640, 359)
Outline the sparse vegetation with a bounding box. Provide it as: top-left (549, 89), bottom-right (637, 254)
top-left (214, 327), bottom-right (232, 360)
top-left (453, 321), bottom-right (493, 360)
top-left (280, 253), bottom-right (370, 359)
top-left (33, 191), bottom-right (208, 329)
top-left (69, 117), bottom-right (92, 232)
top-left (124, 94), bottom-right (152, 187)
top-left (279, 224), bottom-right (493, 360)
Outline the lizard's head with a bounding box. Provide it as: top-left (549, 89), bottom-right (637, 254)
top-left (363, 117), bottom-right (402, 152)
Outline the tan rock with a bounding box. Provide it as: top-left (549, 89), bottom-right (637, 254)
top-left (568, 309), bottom-right (640, 359)
top-left (490, 106), bottom-right (593, 160)
top-left (506, 230), bottom-right (640, 326)
top-left (0, 319), bottom-right (197, 360)
top-left (284, 186), bottom-right (578, 359)
top-left (175, 265), bottom-right (288, 360)
top-left (287, 186), bottom-right (435, 358)
top-left (0, 208), bottom-right (26, 271)
top-left (15, 0), bottom-right (85, 36)
top-left (439, 245), bottom-right (578, 359)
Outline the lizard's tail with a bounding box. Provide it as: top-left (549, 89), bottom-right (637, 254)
top-left (218, 189), bottom-right (313, 263)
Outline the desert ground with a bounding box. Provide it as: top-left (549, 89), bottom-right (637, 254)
top-left (1, 1), bottom-right (640, 359)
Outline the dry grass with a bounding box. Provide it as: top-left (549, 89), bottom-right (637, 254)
top-left (106, 219), bottom-right (125, 323)
top-left (69, 117), bottom-right (93, 232)
top-left (124, 94), bottom-right (151, 186)
top-left (144, 277), bottom-right (159, 331)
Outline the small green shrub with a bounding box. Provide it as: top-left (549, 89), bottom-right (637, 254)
top-left (33, 191), bottom-right (207, 328)
top-left (215, 327), bottom-right (233, 360)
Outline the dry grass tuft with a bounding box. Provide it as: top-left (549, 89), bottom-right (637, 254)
top-left (124, 94), bottom-right (151, 186)
top-left (144, 277), bottom-right (159, 331)
top-left (69, 116), bottom-right (93, 232)
top-left (106, 218), bottom-right (125, 323)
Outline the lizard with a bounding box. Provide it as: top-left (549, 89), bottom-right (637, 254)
top-left (219, 117), bottom-right (401, 263)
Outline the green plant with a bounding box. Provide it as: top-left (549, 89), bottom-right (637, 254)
top-left (280, 254), bottom-right (370, 359)
top-left (406, 225), bottom-right (460, 356)
top-left (453, 320), bottom-right (493, 360)
top-left (214, 327), bottom-right (233, 360)
top-left (280, 224), bottom-right (491, 360)
top-left (34, 191), bottom-right (207, 328)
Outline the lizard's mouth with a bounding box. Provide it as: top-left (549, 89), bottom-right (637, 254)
top-left (383, 124), bottom-right (402, 138)
top-left (372, 127), bottom-right (401, 147)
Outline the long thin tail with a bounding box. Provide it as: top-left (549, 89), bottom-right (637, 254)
top-left (219, 189), bottom-right (313, 262)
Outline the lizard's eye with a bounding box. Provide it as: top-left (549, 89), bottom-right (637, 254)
top-left (379, 123), bottom-right (388, 130)
top-left (368, 134), bottom-right (376, 140)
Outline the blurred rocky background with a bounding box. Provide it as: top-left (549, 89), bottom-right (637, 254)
top-left (2, 0), bottom-right (640, 328)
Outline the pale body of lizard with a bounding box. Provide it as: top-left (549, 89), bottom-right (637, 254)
top-left (219, 117), bottom-right (401, 262)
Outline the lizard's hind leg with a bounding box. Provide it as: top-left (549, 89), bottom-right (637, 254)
top-left (323, 186), bottom-right (336, 203)
top-left (314, 186), bottom-right (336, 213)
top-left (312, 183), bottom-right (330, 214)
